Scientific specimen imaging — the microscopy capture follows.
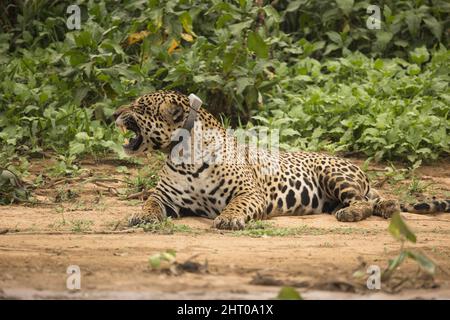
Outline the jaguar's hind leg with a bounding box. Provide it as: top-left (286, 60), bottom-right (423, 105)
top-left (335, 189), bottom-right (400, 222)
top-left (318, 163), bottom-right (373, 222)
top-left (331, 186), bottom-right (374, 222)
top-left (321, 172), bottom-right (373, 222)
top-left (372, 199), bottom-right (400, 219)
top-left (367, 189), bottom-right (401, 219)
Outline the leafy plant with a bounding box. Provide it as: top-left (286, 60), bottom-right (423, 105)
top-left (407, 176), bottom-right (434, 195)
top-left (275, 0), bottom-right (448, 58)
top-left (0, 167), bottom-right (29, 204)
top-left (382, 213), bottom-right (436, 280)
top-left (276, 286), bottom-right (303, 300)
top-left (235, 221), bottom-right (376, 237)
top-left (125, 167), bottom-right (160, 196)
top-left (254, 48), bottom-right (449, 163)
top-left (149, 249), bottom-right (177, 270)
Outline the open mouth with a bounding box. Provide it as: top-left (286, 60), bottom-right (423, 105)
top-left (117, 117), bottom-right (143, 151)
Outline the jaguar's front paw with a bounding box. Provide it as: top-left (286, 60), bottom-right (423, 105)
top-left (335, 201), bottom-right (373, 222)
top-left (213, 214), bottom-right (246, 230)
top-left (128, 210), bottom-right (163, 227)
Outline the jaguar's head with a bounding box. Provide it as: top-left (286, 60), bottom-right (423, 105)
top-left (113, 90), bottom-right (190, 155)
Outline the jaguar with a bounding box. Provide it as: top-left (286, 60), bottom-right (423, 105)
top-left (113, 90), bottom-right (450, 230)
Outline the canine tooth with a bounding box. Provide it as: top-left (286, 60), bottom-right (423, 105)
top-left (124, 138), bottom-right (129, 144)
top-left (119, 125), bottom-right (127, 133)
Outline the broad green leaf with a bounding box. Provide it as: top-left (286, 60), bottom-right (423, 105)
top-left (405, 11), bottom-right (421, 37)
top-left (394, 40), bottom-right (408, 47)
top-left (285, 0), bottom-right (306, 13)
top-left (375, 31), bottom-right (393, 51)
top-left (149, 255), bottom-right (161, 269)
top-left (229, 20), bottom-right (252, 36)
top-left (75, 132), bottom-right (90, 141)
top-left (326, 31), bottom-right (342, 45)
top-left (406, 250), bottom-right (436, 274)
top-left (161, 251), bottom-right (176, 262)
top-left (69, 142), bottom-right (86, 155)
top-left (247, 31), bottom-right (269, 59)
top-left (382, 251), bottom-right (406, 280)
top-left (407, 64), bottom-right (421, 75)
top-left (324, 43), bottom-right (340, 55)
top-left (410, 47), bottom-right (429, 65)
top-left (236, 77), bottom-right (253, 95)
top-left (423, 17), bottom-right (442, 40)
top-left (374, 59), bottom-right (384, 70)
top-left (277, 287), bottom-right (303, 300)
top-left (388, 213), bottom-right (417, 243)
top-left (101, 140), bottom-right (128, 159)
top-left (386, 251), bottom-right (407, 272)
top-left (311, 127), bottom-right (324, 139)
top-left (179, 12), bottom-right (196, 36)
top-left (282, 128), bottom-right (300, 137)
top-left (74, 31), bottom-right (94, 48)
top-left (223, 51), bottom-right (236, 73)
top-left (251, 116), bottom-right (270, 124)
top-left (238, 0), bottom-right (247, 9)
top-left (335, 0), bottom-right (354, 16)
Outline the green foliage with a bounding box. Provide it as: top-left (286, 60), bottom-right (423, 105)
top-left (0, 167), bottom-right (29, 204)
top-left (235, 220), bottom-right (377, 237)
top-left (388, 212), bottom-right (416, 243)
top-left (276, 286), bottom-right (303, 300)
top-left (47, 155), bottom-right (83, 177)
top-left (383, 213), bottom-right (436, 280)
top-left (0, 0), bottom-right (155, 165)
top-left (277, 0), bottom-right (448, 58)
top-left (149, 249), bottom-right (177, 269)
top-left (407, 176), bottom-right (434, 195)
top-left (0, 0), bottom-right (448, 184)
top-left (124, 166), bottom-right (160, 197)
top-left (253, 48), bottom-right (449, 162)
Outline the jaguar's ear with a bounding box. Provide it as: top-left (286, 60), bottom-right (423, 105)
top-left (162, 100), bottom-right (186, 124)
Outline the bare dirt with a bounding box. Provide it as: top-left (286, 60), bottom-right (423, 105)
top-left (1, 155), bottom-right (450, 299)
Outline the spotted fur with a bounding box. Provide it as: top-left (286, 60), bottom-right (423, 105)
top-left (113, 90), bottom-right (450, 230)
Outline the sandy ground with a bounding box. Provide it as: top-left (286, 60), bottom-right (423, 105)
top-left (0, 155), bottom-right (450, 299)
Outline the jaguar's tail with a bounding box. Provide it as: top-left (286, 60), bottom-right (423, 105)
top-left (400, 200), bottom-right (450, 214)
